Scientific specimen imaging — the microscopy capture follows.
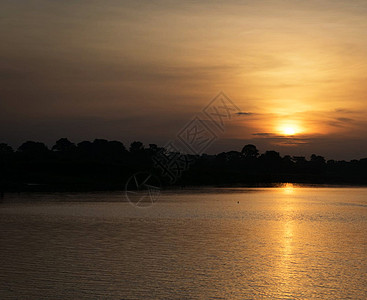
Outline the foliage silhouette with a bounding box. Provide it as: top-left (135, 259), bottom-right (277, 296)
top-left (52, 138), bottom-right (76, 152)
top-left (241, 144), bottom-right (259, 158)
top-left (0, 139), bottom-right (367, 192)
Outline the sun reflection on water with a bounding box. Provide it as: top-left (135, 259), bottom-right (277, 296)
top-left (281, 183), bottom-right (295, 194)
top-left (277, 183), bottom-right (297, 294)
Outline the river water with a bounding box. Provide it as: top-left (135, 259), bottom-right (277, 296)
top-left (0, 186), bottom-right (366, 299)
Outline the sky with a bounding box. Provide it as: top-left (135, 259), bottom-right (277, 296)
top-left (1, 0), bottom-right (367, 159)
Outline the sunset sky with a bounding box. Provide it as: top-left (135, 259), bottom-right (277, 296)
top-left (2, 0), bottom-right (367, 159)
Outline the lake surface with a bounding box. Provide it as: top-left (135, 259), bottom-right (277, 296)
top-left (0, 186), bottom-right (367, 299)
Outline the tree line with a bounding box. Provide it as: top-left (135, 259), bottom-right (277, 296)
top-left (0, 138), bottom-right (367, 192)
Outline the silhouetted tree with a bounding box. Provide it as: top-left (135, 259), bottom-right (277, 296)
top-left (77, 141), bottom-right (93, 152)
top-left (241, 144), bottom-right (259, 158)
top-left (0, 143), bottom-right (13, 154)
top-left (259, 151), bottom-right (282, 175)
top-left (310, 154), bottom-right (326, 174)
top-left (98, 140), bottom-right (127, 160)
top-left (130, 141), bottom-right (144, 153)
top-left (282, 155), bottom-right (293, 169)
top-left (2, 139), bottom-right (367, 191)
top-left (52, 138), bottom-right (76, 152)
top-left (18, 141), bottom-right (48, 155)
top-left (283, 155), bottom-right (292, 163)
top-left (108, 141), bottom-right (127, 154)
top-left (262, 150), bottom-right (281, 161)
top-left (226, 151), bottom-right (241, 161)
top-left (148, 144), bottom-right (158, 152)
top-left (93, 139), bottom-right (109, 155)
top-left (216, 152), bottom-right (229, 162)
top-left (310, 154), bottom-right (326, 165)
top-left (293, 156), bottom-right (307, 164)
top-left (327, 159), bottom-right (335, 165)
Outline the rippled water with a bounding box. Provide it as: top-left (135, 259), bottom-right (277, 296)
top-left (0, 186), bottom-right (367, 299)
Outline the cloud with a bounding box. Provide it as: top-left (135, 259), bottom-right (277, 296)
top-left (336, 117), bottom-right (354, 122)
top-left (274, 139), bottom-right (310, 146)
top-left (252, 132), bottom-right (272, 136)
top-left (236, 112), bottom-right (254, 116)
top-left (328, 116), bottom-right (355, 128)
top-left (334, 108), bottom-right (355, 114)
top-left (251, 131), bottom-right (313, 146)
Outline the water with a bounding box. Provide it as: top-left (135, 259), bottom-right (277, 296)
top-left (0, 186), bottom-right (367, 299)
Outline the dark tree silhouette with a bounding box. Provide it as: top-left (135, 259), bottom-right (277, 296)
top-left (18, 141), bottom-right (49, 155)
top-left (0, 137), bottom-right (367, 192)
top-left (77, 141), bottom-right (93, 152)
top-left (107, 141), bottom-right (127, 155)
top-left (293, 156), bottom-right (307, 164)
top-left (311, 154), bottom-right (326, 164)
top-left (0, 143), bottom-right (13, 154)
top-left (241, 144), bottom-right (259, 158)
top-left (130, 141), bottom-right (144, 153)
top-left (52, 138), bottom-right (76, 152)
top-left (148, 144), bottom-right (158, 153)
top-left (92, 139), bottom-right (109, 156)
top-left (226, 151), bottom-right (241, 161)
top-left (262, 150), bottom-right (281, 161)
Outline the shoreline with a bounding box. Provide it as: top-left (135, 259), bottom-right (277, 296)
top-left (2, 181), bottom-right (367, 194)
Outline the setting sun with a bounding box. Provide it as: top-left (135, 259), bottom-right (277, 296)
top-left (283, 127), bottom-right (296, 135)
top-left (278, 123), bottom-right (302, 136)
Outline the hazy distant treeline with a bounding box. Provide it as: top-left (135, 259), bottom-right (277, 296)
top-left (1, 138), bottom-right (367, 191)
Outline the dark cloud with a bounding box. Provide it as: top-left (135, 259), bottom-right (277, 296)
top-left (274, 139), bottom-right (310, 146)
top-left (328, 121), bottom-right (345, 128)
top-left (334, 108), bottom-right (356, 114)
top-left (236, 112), bottom-right (254, 116)
top-left (336, 117), bottom-right (354, 122)
top-left (253, 132), bottom-right (272, 136)
top-left (328, 116), bottom-right (355, 128)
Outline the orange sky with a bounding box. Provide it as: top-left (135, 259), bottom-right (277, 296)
top-left (1, 0), bottom-right (367, 159)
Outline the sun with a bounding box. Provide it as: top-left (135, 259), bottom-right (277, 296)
top-left (283, 127), bottom-right (296, 135)
top-left (277, 123), bottom-right (301, 136)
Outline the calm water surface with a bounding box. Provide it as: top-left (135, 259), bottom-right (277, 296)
top-left (0, 187), bottom-right (367, 299)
